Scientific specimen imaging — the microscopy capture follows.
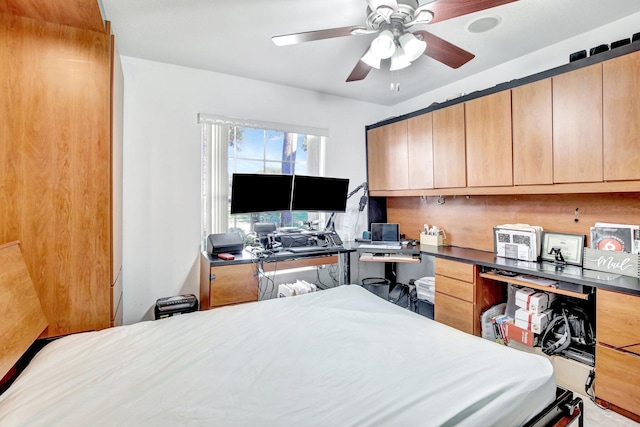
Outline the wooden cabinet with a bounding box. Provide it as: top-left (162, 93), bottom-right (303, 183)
top-left (407, 113), bottom-right (434, 189)
top-left (512, 78), bottom-right (553, 185)
top-left (0, 12), bottom-right (122, 336)
top-left (552, 64), bottom-right (603, 183)
top-left (595, 289), bottom-right (640, 418)
top-left (603, 50), bottom-right (640, 181)
top-left (367, 121), bottom-right (409, 191)
top-left (434, 258), bottom-right (503, 336)
top-left (432, 104), bottom-right (466, 189)
top-left (465, 91), bottom-right (513, 187)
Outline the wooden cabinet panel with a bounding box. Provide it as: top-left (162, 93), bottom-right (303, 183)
top-left (465, 90), bottom-right (513, 187)
top-left (0, 14), bottom-right (116, 337)
top-left (435, 258), bottom-right (474, 282)
top-left (432, 104), bottom-right (466, 188)
top-left (596, 289), bottom-right (640, 349)
top-left (512, 78), bottom-right (553, 185)
top-left (596, 344), bottom-right (640, 415)
top-left (209, 263), bottom-right (258, 308)
top-left (407, 113), bottom-right (434, 189)
top-left (552, 64), bottom-right (603, 183)
top-left (367, 121), bottom-right (409, 191)
top-left (603, 50), bottom-right (640, 181)
top-left (435, 292), bottom-right (474, 334)
top-left (435, 276), bottom-right (474, 302)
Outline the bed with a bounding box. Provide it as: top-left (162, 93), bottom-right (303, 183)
top-left (0, 241), bottom-right (582, 426)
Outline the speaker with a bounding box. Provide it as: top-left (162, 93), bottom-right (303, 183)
top-left (589, 44), bottom-right (609, 56)
top-left (569, 50), bottom-right (587, 62)
top-left (207, 232), bottom-right (244, 255)
top-left (611, 38), bottom-right (630, 50)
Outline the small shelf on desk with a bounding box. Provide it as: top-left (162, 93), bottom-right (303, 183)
top-left (359, 252), bottom-right (420, 263)
top-left (480, 272), bottom-right (590, 300)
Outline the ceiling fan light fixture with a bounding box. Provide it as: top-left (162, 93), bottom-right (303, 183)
top-left (399, 32), bottom-right (426, 61)
top-left (361, 47), bottom-right (382, 69)
top-left (370, 30), bottom-right (396, 59)
top-left (390, 47), bottom-right (411, 71)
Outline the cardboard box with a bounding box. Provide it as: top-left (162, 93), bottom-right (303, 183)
top-left (515, 287), bottom-right (551, 313)
top-left (515, 308), bottom-right (552, 333)
top-left (505, 321), bottom-right (537, 347)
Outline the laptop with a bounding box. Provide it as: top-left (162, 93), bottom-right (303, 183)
top-left (359, 223), bottom-right (401, 249)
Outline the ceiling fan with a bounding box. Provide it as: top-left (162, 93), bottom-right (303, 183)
top-left (272, 0), bottom-right (517, 82)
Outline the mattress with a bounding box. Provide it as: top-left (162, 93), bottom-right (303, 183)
top-left (0, 285), bottom-right (555, 426)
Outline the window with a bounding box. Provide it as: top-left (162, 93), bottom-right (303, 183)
top-left (199, 114), bottom-right (328, 247)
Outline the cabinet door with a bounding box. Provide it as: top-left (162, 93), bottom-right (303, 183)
top-left (367, 121), bottom-right (409, 191)
top-left (603, 50), bottom-right (640, 181)
top-left (210, 263), bottom-right (258, 308)
top-left (512, 78), bottom-right (553, 185)
top-left (465, 90), bottom-right (513, 187)
top-left (432, 104), bottom-right (466, 188)
top-left (552, 64), bottom-right (603, 183)
top-left (596, 344), bottom-right (640, 416)
top-left (407, 113), bottom-right (434, 189)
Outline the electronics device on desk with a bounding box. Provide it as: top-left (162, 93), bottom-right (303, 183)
top-left (230, 173), bottom-right (293, 214)
top-left (207, 232), bottom-right (244, 255)
top-left (291, 175), bottom-right (349, 212)
top-left (358, 223), bottom-right (401, 249)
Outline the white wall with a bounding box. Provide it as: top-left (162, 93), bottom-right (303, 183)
top-left (121, 57), bottom-right (387, 323)
top-left (392, 11), bottom-right (640, 117)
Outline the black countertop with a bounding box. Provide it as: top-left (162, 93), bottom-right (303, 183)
top-left (203, 243), bottom-right (640, 296)
top-left (416, 244), bottom-right (640, 296)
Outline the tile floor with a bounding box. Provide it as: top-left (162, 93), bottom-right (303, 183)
top-left (579, 392), bottom-right (639, 426)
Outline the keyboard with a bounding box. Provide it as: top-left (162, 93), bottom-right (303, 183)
top-left (359, 252), bottom-right (419, 262)
top-left (358, 244), bottom-right (402, 250)
top-left (284, 246), bottom-right (344, 254)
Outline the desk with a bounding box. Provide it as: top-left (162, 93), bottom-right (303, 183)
top-left (199, 247), bottom-right (354, 310)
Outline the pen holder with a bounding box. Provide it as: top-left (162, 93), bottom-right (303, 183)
top-left (420, 231), bottom-right (445, 246)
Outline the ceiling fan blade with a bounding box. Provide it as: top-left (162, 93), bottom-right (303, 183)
top-left (272, 26), bottom-right (359, 46)
top-left (414, 30), bottom-right (475, 69)
top-left (346, 57), bottom-right (374, 82)
top-left (426, 0), bottom-right (517, 24)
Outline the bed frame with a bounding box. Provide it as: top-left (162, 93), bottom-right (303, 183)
top-left (0, 240), bottom-right (583, 426)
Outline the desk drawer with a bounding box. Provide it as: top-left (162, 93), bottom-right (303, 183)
top-left (596, 344), bottom-right (640, 415)
top-left (597, 289), bottom-right (640, 348)
top-left (435, 292), bottom-right (474, 334)
top-left (435, 275), bottom-right (474, 302)
top-left (435, 258), bottom-right (474, 283)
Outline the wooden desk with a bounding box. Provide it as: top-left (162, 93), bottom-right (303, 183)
top-left (199, 248), bottom-right (352, 310)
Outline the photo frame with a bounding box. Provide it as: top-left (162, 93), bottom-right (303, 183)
top-left (540, 232), bottom-right (586, 266)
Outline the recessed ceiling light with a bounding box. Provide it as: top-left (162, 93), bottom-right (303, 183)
top-left (466, 16), bottom-right (502, 34)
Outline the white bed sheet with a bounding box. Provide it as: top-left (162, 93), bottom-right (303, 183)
top-left (0, 285), bottom-right (555, 427)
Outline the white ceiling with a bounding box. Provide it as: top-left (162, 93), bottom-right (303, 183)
top-left (101, 0), bottom-right (640, 106)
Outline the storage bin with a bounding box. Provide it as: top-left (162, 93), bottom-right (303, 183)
top-left (362, 277), bottom-right (390, 300)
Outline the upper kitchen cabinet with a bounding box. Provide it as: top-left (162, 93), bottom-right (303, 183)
top-left (552, 63), bottom-right (603, 183)
top-left (432, 103), bottom-right (466, 189)
top-left (603, 50), bottom-right (640, 181)
top-left (512, 78), bottom-right (553, 186)
top-left (367, 121), bottom-right (409, 191)
top-left (407, 113), bottom-right (434, 190)
top-left (465, 90), bottom-right (513, 187)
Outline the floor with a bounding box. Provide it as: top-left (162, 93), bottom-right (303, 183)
top-left (579, 392), bottom-right (640, 426)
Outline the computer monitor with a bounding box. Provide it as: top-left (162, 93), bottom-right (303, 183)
top-left (291, 175), bottom-right (349, 212)
top-left (230, 173), bottom-right (293, 214)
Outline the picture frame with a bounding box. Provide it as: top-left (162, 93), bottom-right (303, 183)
top-left (540, 232), bottom-right (586, 266)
